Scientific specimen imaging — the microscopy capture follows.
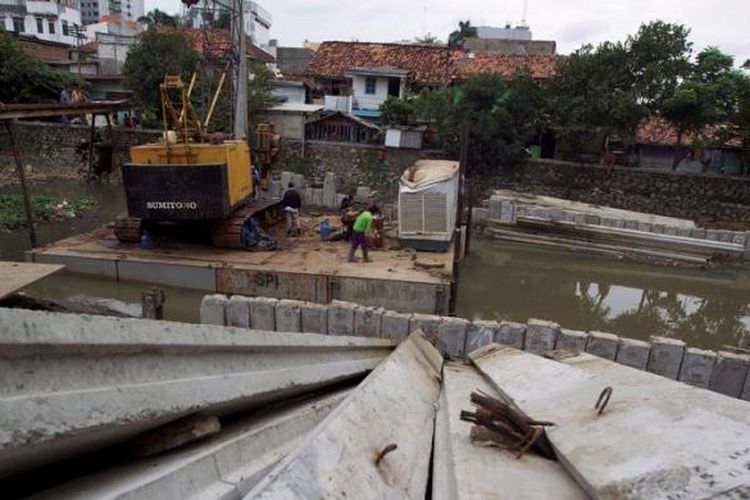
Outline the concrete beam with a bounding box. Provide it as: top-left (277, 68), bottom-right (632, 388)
top-left (710, 351), bottom-right (750, 398)
top-left (380, 310), bottom-right (412, 341)
top-left (0, 308), bottom-right (396, 478)
top-left (34, 391), bottom-right (349, 499)
top-left (465, 320), bottom-right (500, 354)
top-left (437, 317), bottom-right (469, 357)
top-left (495, 321), bottom-right (526, 349)
top-left (247, 331), bottom-right (443, 498)
top-left (555, 328), bottom-right (589, 352)
top-left (248, 297), bottom-right (277, 331)
top-left (678, 347), bottom-right (716, 389)
top-left (354, 306), bottom-right (383, 338)
top-left (327, 300), bottom-right (357, 336)
top-left (274, 299), bottom-right (303, 333)
top-left (470, 345), bottom-right (750, 499)
top-left (615, 337), bottom-right (651, 370)
top-left (300, 302), bottom-right (328, 335)
top-left (647, 336), bottom-right (686, 379)
top-left (524, 319), bottom-right (559, 354)
top-left (200, 294), bottom-right (228, 326)
top-left (585, 331), bottom-right (619, 360)
top-left (432, 362), bottom-right (585, 500)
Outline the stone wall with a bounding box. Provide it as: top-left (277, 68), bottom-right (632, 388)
top-left (273, 139), bottom-right (446, 201)
top-left (0, 121), bottom-right (161, 183)
top-left (479, 159), bottom-right (750, 229)
top-left (201, 294), bottom-right (750, 402)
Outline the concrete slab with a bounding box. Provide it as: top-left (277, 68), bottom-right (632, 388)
top-left (300, 302), bottom-right (328, 334)
top-left (409, 313), bottom-right (442, 337)
top-left (118, 261), bottom-right (218, 291)
top-left (0, 308), bottom-right (396, 478)
top-left (381, 310), bottom-right (412, 341)
top-left (248, 297), bottom-right (277, 331)
top-left (710, 351), bottom-right (750, 398)
top-left (327, 300), bottom-right (357, 335)
top-left (616, 337), bottom-right (651, 370)
top-left (648, 336), bottom-right (686, 379)
top-left (495, 321), bottom-right (525, 349)
top-left (247, 331), bottom-right (443, 499)
top-left (354, 306), bottom-right (383, 338)
top-left (33, 391), bottom-right (349, 500)
top-left (470, 345), bottom-right (750, 499)
top-left (437, 317), bottom-right (469, 357)
top-left (311, 188), bottom-right (323, 207)
top-left (322, 172), bottom-right (336, 209)
top-left (524, 319), bottom-right (559, 354)
top-left (280, 171), bottom-right (293, 189)
top-left (585, 331), bottom-right (619, 360)
top-left (227, 295), bottom-right (251, 328)
top-left (465, 320), bottom-right (499, 354)
top-left (678, 347), bottom-right (716, 389)
top-left (690, 228), bottom-right (707, 239)
top-left (556, 328), bottom-right (589, 352)
top-left (31, 252), bottom-right (117, 278)
top-left (275, 299), bottom-right (303, 332)
top-left (200, 294), bottom-right (228, 326)
top-left (433, 362), bottom-right (586, 500)
top-left (0, 261), bottom-right (64, 300)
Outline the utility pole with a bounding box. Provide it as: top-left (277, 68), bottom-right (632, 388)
top-left (231, 0), bottom-right (247, 139)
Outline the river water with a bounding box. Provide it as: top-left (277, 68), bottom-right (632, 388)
top-left (3, 182), bottom-right (750, 350)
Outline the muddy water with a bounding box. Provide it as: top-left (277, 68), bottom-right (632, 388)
top-left (457, 239), bottom-right (750, 350)
top-left (3, 182), bottom-right (750, 349)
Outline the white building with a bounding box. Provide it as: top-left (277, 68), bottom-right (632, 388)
top-left (79, 0), bottom-right (142, 25)
top-left (186, 0), bottom-right (272, 55)
top-left (344, 66), bottom-right (407, 119)
top-left (1, 0), bottom-right (82, 46)
top-left (476, 24), bottom-right (532, 41)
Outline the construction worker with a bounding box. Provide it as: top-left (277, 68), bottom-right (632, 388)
top-left (348, 204), bottom-right (378, 263)
top-left (282, 182), bottom-right (301, 236)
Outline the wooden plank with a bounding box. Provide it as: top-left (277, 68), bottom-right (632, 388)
top-left (470, 345), bottom-right (750, 499)
top-left (0, 261), bottom-right (64, 300)
top-left (433, 362), bottom-right (585, 500)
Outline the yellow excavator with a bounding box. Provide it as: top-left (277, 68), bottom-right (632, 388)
top-left (113, 74), bottom-right (282, 249)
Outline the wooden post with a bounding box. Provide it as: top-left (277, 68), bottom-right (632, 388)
top-left (448, 121), bottom-right (468, 315)
top-left (4, 121), bottom-right (37, 247)
top-left (141, 287), bottom-right (166, 319)
top-left (87, 113), bottom-right (96, 180)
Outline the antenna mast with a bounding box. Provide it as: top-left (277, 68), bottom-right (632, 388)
top-left (521, 0), bottom-right (529, 25)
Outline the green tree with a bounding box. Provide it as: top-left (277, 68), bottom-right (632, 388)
top-left (448, 20), bottom-right (477, 47)
top-left (247, 60), bottom-right (272, 136)
top-left (0, 32), bottom-right (79, 103)
top-left (661, 47), bottom-right (749, 170)
top-left (215, 11), bottom-right (231, 29)
top-left (379, 96), bottom-right (417, 126)
top-left (123, 28), bottom-right (199, 122)
top-left (415, 33), bottom-right (441, 45)
top-left (138, 8), bottom-right (178, 27)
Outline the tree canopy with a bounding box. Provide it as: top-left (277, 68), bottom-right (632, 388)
top-left (448, 20), bottom-right (477, 47)
top-left (0, 32), bottom-right (79, 104)
top-left (137, 9), bottom-right (178, 27)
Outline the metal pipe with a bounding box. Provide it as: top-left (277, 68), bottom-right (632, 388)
top-left (204, 71), bottom-right (227, 130)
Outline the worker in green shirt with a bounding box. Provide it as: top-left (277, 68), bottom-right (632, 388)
top-left (348, 204), bottom-right (379, 263)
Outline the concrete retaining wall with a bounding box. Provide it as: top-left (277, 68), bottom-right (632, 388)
top-left (201, 294), bottom-right (750, 402)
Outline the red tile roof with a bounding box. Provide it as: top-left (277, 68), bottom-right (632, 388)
top-left (456, 53), bottom-right (556, 79)
top-left (156, 27), bottom-right (274, 63)
top-left (307, 42), bottom-right (464, 83)
top-left (636, 116), bottom-right (741, 148)
top-left (307, 41), bottom-right (557, 83)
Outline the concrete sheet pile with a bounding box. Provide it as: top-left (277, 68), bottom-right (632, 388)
top-left (0, 308), bottom-right (395, 478)
top-left (246, 329), bottom-right (444, 499)
top-left (470, 344), bottom-right (750, 499)
top-left (32, 391), bottom-right (351, 500)
top-left (432, 362), bottom-right (586, 500)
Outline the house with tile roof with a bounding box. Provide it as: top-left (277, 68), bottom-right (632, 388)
top-left (305, 41), bottom-right (556, 121)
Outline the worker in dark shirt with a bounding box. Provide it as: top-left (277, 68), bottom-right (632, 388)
top-left (282, 182), bottom-right (301, 236)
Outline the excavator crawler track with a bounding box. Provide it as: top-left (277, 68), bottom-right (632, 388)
top-left (210, 199), bottom-right (285, 249)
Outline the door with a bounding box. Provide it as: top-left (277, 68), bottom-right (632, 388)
top-left (387, 77), bottom-right (401, 97)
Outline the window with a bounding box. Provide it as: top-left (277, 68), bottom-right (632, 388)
top-left (387, 77), bottom-right (400, 97)
top-left (36, 18), bottom-right (43, 33)
top-left (364, 76), bottom-right (376, 95)
top-left (62, 20), bottom-right (69, 36)
top-left (12, 17), bottom-right (24, 33)
top-left (48, 20), bottom-right (55, 33)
